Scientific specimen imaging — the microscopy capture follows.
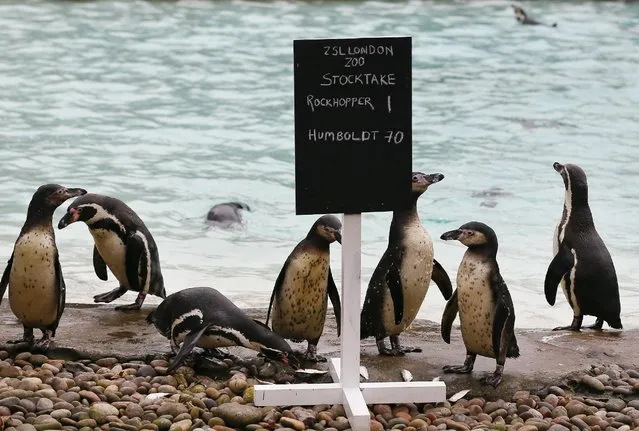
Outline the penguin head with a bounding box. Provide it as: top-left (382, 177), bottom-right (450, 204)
top-left (440, 221), bottom-right (498, 249)
top-left (309, 214), bottom-right (342, 244)
top-left (553, 162), bottom-right (589, 198)
top-left (511, 5), bottom-right (527, 23)
top-left (412, 172), bottom-right (444, 196)
top-left (27, 184), bottom-right (87, 218)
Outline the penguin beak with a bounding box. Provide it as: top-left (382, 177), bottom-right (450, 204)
top-left (440, 229), bottom-right (461, 241)
top-left (425, 173), bottom-right (444, 185)
top-left (334, 231), bottom-right (342, 244)
top-left (553, 162), bottom-right (564, 173)
top-left (58, 210), bottom-right (78, 229)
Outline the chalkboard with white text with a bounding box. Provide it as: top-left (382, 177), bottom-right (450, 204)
top-left (294, 36), bottom-right (413, 215)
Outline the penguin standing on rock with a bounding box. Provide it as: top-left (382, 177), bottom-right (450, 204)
top-left (545, 162), bottom-right (622, 331)
top-left (147, 286), bottom-right (297, 373)
top-left (0, 184), bottom-right (87, 350)
top-left (57, 193), bottom-right (166, 311)
top-left (440, 221), bottom-right (519, 388)
top-left (360, 172), bottom-right (452, 356)
top-left (266, 215), bottom-right (342, 362)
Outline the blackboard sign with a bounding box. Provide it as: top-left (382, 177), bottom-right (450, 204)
top-left (294, 36), bottom-right (413, 216)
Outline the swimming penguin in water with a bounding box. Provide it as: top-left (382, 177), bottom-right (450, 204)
top-left (57, 193), bottom-right (166, 311)
top-left (545, 162), bottom-right (622, 331)
top-left (360, 172), bottom-right (452, 356)
top-left (266, 215), bottom-right (342, 362)
top-left (0, 184), bottom-right (87, 350)
top-left (146, 286), bottom-right (296, 372)
top-left (206, 202), bottom-right (251, 227)
top-left (511, 5), bottom-right (557, 27)
top-left (440, 221), bottom-right (520, 388)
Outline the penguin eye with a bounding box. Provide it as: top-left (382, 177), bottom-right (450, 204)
top-left (77, 208), bottom-right (83, 213)
top-left (412, 175), bottom-right (418, 181)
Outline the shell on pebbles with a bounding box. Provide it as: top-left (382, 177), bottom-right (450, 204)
top-left (400, 369), bottom-right (413, 382)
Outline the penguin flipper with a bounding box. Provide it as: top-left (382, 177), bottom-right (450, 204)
top-left (266, 260), bottom-right (288, 327)
top-left (491, 273), bottom-right (518, 360)
top-left (168, 325), bottom-right (210, 373)
top-left (385, 255), bottom-right (404, 325)
top-left (441, 289), bottom-right (459, 344)
top-left (432, 259), bottom-right (453, 300)
top-left (327, 267), bottom-right (341, 337)
top-left (125, 233), bottom-right (148, 293)
top-left (54, 252), bottom-right (66, 322)
top-left (544, 246), bottom-right (573, 306)
top-left (0, 253), bottom-right (14, 304)
top-left (93, 246), bottom-right (108, 281)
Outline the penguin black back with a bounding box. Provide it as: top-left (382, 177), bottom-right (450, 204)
top-left (546, 163), bottom-right (621, 331)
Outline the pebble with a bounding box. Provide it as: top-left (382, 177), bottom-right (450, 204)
top-left (1, 352), bottom-right (637, 431)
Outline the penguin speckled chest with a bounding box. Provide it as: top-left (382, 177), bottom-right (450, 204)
top-left (147, 286), bottom-right (295, 373)
top-left (1, 184), bottom-right (87, 350)
top-left (9, 230), bottom-right (58, 327)
top-left (266, 215), bottom-right (342, 362)
top-left (456, 253), bottom-right (495, 358)
top-left (272, 250), bottom-right (330, 338)
top-left (361, 172), bottom-right (452, 356)
top-left (440, 222), bottom-right (519, 388)
top-left (545, 162), bottom-right (622, 331)
top-left (58, 193), bottom-right (166, 311)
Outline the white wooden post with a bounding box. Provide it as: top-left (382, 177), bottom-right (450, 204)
top-left (254, 214), bottom-right (446, 431)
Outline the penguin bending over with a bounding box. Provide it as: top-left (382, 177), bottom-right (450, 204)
top-left (511, 5), bottom-right (557, 27)
top-left (57, 193), bottom-right (166, 311)
top-left (0, 184), bottom-right (87, 350)
top-left (545, 162), bottom-right (622, 331)
top-left (147, 286), bottom-right (297, 373)
top-left (266, 215), bottom-right (342, 362)
top-left (440, 221), bottom-right (519, 388)
top-left (360, 172), bottom-right (452, 356)
top-left (206, 202), bottom-right (250, 227)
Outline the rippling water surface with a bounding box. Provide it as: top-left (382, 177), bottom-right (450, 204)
top-left (1, 0), bottom-right (638, 329)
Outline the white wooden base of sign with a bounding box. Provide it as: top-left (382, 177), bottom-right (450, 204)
top-left (254, 214), bottom-right (446, 431)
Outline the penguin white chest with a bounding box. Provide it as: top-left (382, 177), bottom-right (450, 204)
top-left (90, 229), bottom-right (128, 286)
top-left (272, 251), bottom-right (330, 341)
top-left (456, 253), bottom-right (496, 358)
top-left (9, 230), bottom-right (59, 327)
top-left (382, 223), bottom-right (434, 336)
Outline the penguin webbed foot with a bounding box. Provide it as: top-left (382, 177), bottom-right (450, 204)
top-left (387, 335), bottom-right (421, 355)
top-left (443, 353), bottom-right (476, 374)
top-left (553, 316), bottom-right (583, 332)
top-left (303, 344), bottom-right (326, 363)
top-left (114, 292), bottom-right (146, 311)
top-left (586, 318), bottom-right (604, 331)
top-left (379, 347), bottom-right (405, 357)
top-left (94, 286), bottom-right (128, 304)
top-left (8, 328), bottom-right (35, 346)
top-left (34, 336), bottom-right (53, 352)
top-left (442, 364), bottom-right (473, 374)
top-left (481, 373), bottom-right (503, 387)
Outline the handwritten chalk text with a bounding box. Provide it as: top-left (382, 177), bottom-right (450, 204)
top-left (320, 73), bottom-right (396, 87)
top-left (306, 95), bottom-right (374, 112)
top-left (323, 45), bottom-right (394, 57)
top-left (308, 129), bottom-right (380, 143)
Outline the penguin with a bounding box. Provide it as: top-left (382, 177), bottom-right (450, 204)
top-left (511, 5), bottom-right (557, 27)
top-left (146, 286), bottom-right (297, 372)
top-left (440, 221), bottom-right (519, 388)
top-left (266, 214), bottom-right (342, 362)
top-left (206, 202), bottom-right (251, 227)
top-left (360, 172), bottom-right (453, 356)
top-left (0, 184), bottom-right (87, 350)
top-left (545, 162), bottom-right (622, 331)
top-left (57, 193), bottom-right (166, 311)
